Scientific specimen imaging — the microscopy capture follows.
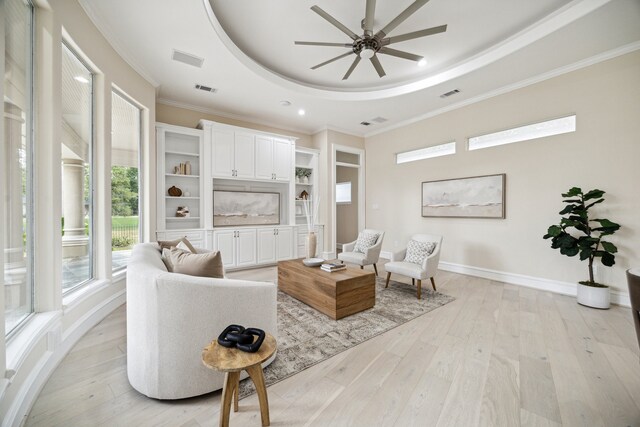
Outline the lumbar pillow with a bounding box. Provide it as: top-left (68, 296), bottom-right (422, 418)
top-left (157, 237), bottom-right (196, 253)
top-left (353, 232), bottom-right (380, 253)
top-left (169, 248), bottom-right (224, 278)
top-left (404, 240), bottom-right (436, 265)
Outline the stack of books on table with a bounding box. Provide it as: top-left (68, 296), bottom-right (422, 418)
top-left (321, 262), bottom-right (346, 273)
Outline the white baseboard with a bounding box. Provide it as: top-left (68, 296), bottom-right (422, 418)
top-left (438, 261), bottom-right (630, 307)
top-left (379, 252), bottom-right (631, 308)
top-left (3, 288), bottom-right (126, 427)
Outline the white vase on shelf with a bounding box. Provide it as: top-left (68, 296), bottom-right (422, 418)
top-left (303, 176), bottom-right (309, 184)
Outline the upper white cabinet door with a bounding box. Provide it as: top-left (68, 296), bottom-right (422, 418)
top-left (254, 136), bottom-right (274, 180)
top-left (214, 230), bottom-right (236, 268)
top-left (236, 229), bottom-right (257, 267)
top-left (212, 129), bottom-right (234, 177)
top-left (273, 139), bottom-right (291, 181)
top-left (276, 227), bottom-right (294, 260)
top-left (234, 132), bottom-right (255, 178)
top-left (256, 228), bottom-right (276, 264)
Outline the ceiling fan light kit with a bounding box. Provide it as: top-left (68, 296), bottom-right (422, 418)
top-left (295, 0), bottom-right (447, 80)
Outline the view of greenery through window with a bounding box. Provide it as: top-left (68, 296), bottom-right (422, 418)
top-left (111, 91), bottom-right (141, 271)
top-left (111, 166), bottom-right (139, 251)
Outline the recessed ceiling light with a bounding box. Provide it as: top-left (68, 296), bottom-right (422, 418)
top-left (418, 58), bottom-right (427, 67)
top-left (298, 109), bottom-right (306, 116)
top-left (280, 101), bottom-right (291, 107)
top-left (74, 76), bottom-right (89, 84)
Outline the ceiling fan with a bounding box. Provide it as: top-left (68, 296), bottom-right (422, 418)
top-left (294, 0), bottom-right (447, 80)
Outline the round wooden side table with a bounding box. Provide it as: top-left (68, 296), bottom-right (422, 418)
top-left (202, 334), bottom-right (277, 427)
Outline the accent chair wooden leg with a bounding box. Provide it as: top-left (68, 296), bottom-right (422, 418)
top-left (360, 265), bottom-right (364, 270)
top-left (385, 272), bottom-right (391, 288)
top-left (417, 279), bottom-right (422, 300)
top-left (234, 375), bottom-right (239, 412)
top-left (412, 278), bottom-right (415, 286)
top-left (373, 263), bottom-right (378, 276)
top-left (220, 371), bottom-right (240, 427)
top-left (430, 277), bottom-right (437, 291)
top-left (246, 364), bottom-right (270, 426)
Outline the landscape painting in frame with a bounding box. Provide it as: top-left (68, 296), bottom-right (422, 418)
top-left (213, 190), bottom-right (280, 226)
top-left (421, 174), bottom-right (505, 218)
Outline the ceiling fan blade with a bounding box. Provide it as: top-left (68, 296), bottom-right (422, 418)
top-left (310, 5), bottom-right (359, 41)
top-left (295, 41), bottom-right (353, 47)
top-left (311, 51), bottom-right (354, 70)
top-left (375, 0), bottom-right (431, 38)
top-left (364, 0), bottom-right (377, 37)
top-left (384, 25), bottom-right (447, 45)
top-left (379, 47), bottom-right (423, 62)
top-left (370, 54), bottom-right (386, 78)
top-left (342, 56), bottom-right (362, 80)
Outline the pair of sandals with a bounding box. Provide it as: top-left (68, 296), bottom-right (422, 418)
top-left (217, 325), bottom-right (265, 353)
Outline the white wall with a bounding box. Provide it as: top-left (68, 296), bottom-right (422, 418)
top-left (365, 51), bottom-right (640, 299)
top-left (0, 0), bottom-right (156, 424)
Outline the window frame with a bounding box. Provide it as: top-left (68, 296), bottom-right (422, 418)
top-left (60, 41), bottom-right (96, 295)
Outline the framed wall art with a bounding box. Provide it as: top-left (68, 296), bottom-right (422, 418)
top-left (213, 190), bottom-right (280, 227)
top-left (421, 174), bottom-right (505, 218)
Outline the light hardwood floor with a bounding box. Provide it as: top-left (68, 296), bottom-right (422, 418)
top-left (26, 261), bottom-right (640, 426)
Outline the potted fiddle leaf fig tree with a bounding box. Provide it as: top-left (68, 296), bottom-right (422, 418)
top-left (543, 187), bottom-right (620, 309)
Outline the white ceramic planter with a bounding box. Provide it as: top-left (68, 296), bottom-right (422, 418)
top-left (576, 282), bottom-right (610, 309)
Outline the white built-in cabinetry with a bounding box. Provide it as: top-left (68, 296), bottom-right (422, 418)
top-left (156, 121), bottom-right (323, 269)
top-left (156, 124), bottom-right (204, 230)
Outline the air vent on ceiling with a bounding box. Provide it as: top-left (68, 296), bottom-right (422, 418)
top-left (172, 49), bottom-right (204, 68)
top-left (360, 121), bottom-right (372, 126)
top-left (195, 84), bottom-right (216, 93)
top-left (370, 116), bottom-right (388, 124)
top-left (440, 89), bottom-right (460, 98)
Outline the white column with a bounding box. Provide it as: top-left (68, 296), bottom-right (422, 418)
top-left (61, 158), bottom-right (89, 257)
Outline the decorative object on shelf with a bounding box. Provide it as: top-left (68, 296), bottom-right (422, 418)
top-left (185, 160), bottom-right (192, 175)
top-left (302, 257), bottom-right (324, 267)
top-left (299, 189), bottom-right (309, 200)
top-left (174, 165), bottom-right (180, 174)
top-left (295, 204), bottom-right (303, 215)
top-left (302, 168), bottom-right (312, 184)
top-left (422, 174), bottom-right (505, 218)
top-left (213, 190), bottom-right (280, 227)
top-left (176, 206), bottom-right (190, 217)
top-left (303, 196), bottom-right (320, 258)
top-left (295, 167), bottom-right (305, 184)
top-left (217, 324), bottom-right (266, 353)
top-left (544, 187), bottom-right (621, 309)
top-left (184, 189), bottom-right (191, 197)
top-left (168, 185), bottom-right (182, 197)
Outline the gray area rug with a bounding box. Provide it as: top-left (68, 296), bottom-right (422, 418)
top-left (238, 276), bottom-right (454, 398)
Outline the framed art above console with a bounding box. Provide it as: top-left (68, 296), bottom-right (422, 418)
top-left (213, 190), bottom-right (280, 227)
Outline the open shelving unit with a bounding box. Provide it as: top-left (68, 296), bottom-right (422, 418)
top-left (157, 123), bottom-right (204, 230)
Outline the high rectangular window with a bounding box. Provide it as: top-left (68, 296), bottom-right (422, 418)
top-left (396, 141), bottom-right (456, 164)
top-left (2, 0), bottom-right (35, 334)
top-left (468, 115), bottom-right (576, 151)
top-left (61, 43), bottom-right (94, 292)
top-left (111, 91), bottom-right (141, 271)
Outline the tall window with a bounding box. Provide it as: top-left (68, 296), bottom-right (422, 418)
top-left (61, 44), bottom-right (94, 292)
top-left (111, 91), bottom-right (141, 271)
top-left (2, 0), bottom-right (34, 334)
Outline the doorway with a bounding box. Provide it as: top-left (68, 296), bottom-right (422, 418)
top-left (332, 145), bottom-right (365, 256)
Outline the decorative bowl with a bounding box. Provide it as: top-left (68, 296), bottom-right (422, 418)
top-left (302, 258), bottom-right (324, 267)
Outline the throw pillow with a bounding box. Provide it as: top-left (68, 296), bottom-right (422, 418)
top-left (404, 240), bottom-right (436, 265)
top-left (157, 237), bottom-right (196, 253)
top-left (353, 232), bottom-right (379, 254)
top-left (169, 248), bottom-right (224, 278)
top-left (161, 247), bottom-right (190, 272)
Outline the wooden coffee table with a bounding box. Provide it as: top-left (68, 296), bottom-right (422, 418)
top-left (202, 334), bottom-right (277, 427)
top-left (277, 258), bottom-right (375, 320)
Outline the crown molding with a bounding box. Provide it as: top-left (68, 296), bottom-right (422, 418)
top-left (78, 0), bottom-right (160, 88)
top-left (364, 41), bottom-right (640, 138)
top-left (311, 125), bottom-right (365, 139)
top-left (156, 98), bottom-right (313, 136)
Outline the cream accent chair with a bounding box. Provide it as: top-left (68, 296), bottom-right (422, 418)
top-left (338, 229), bottom-right (385, 276)
top-left (384, 234), bottom-right (442, 299)
top-left (126, 243), bottom-right (277, 399)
